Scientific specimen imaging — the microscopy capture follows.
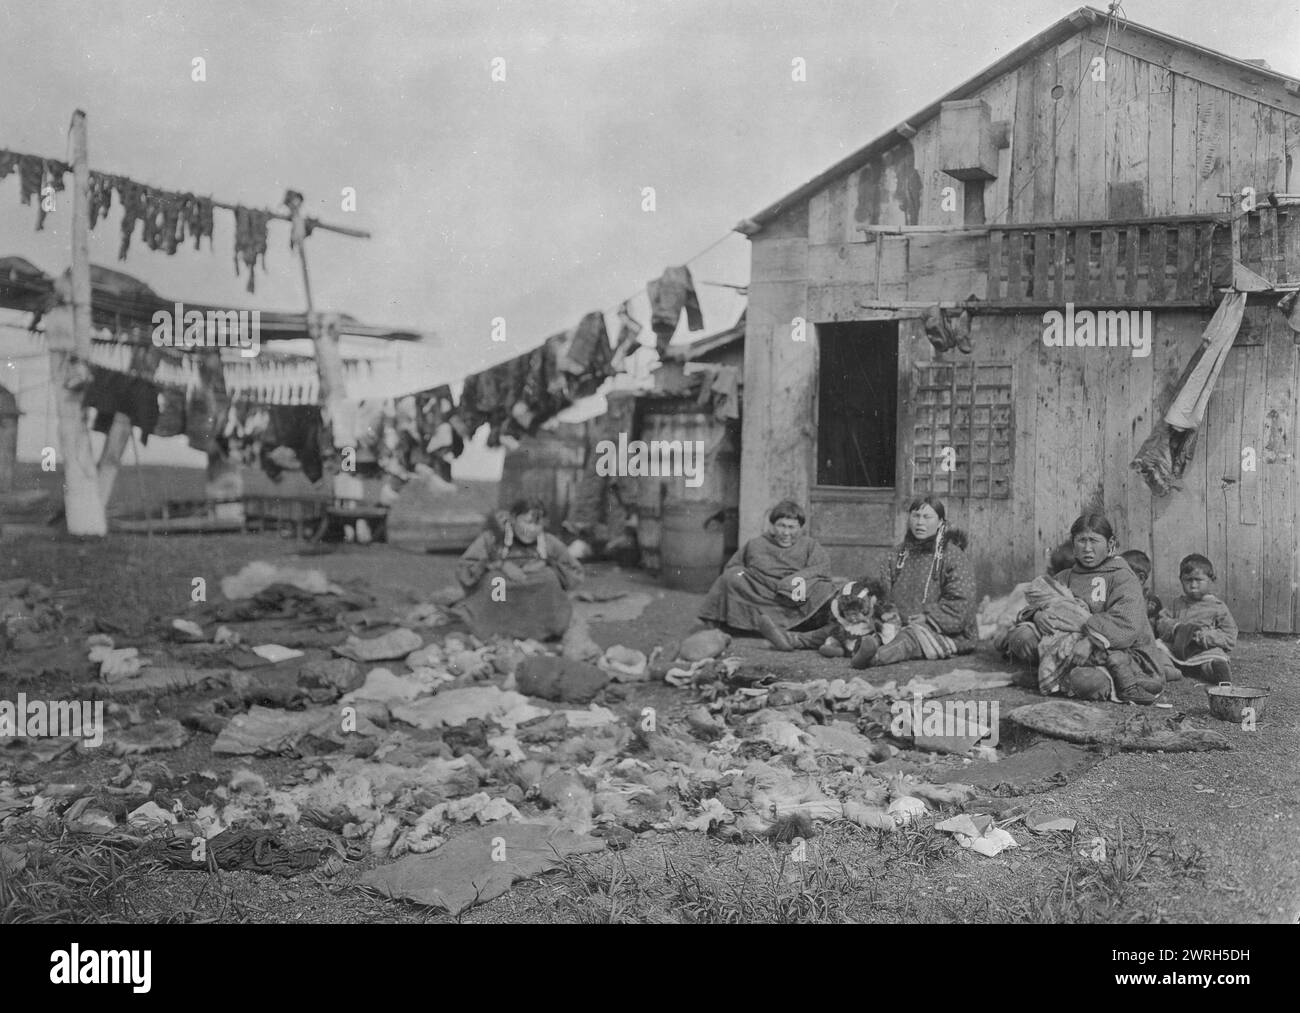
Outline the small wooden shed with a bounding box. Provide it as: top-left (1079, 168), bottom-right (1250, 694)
top-left (736, 6), bottom-right (1300, 632)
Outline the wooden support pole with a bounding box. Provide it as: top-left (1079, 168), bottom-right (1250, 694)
top-left (51, 109), bottom-right (106, 535)
top-left (95, 412), bottom-right (133, 508)
top-left (287, 191), bottom-right (349, 494)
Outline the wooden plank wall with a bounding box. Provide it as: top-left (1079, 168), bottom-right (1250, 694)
top-left (750, 26), bottom-right (1300, 625)
top-left (739, 232), bottom-right (815, 543)
top-left (819, 30), bottom-right (1300, 234)
top-left (1260, 310), bottom-right (1298, 631)
top-left (1202, 316), bottom-right (1265, 632)
top-left (941, 316), bottom-right (1037, 593)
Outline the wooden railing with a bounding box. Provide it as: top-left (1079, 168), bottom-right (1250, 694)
top-left (986, 216), bottom-right (1223, 308)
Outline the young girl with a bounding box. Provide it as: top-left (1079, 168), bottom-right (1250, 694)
top-left (455, 497), bottom-right (584, 641)
top-left (1155, 553), bottom-right (1237, 682)
top-left (1017, 514), bottom-right (1173, 704)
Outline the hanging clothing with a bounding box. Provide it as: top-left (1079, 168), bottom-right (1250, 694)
top-left (922, 303), bottom-right (974, 355)
top-left (1131, 292), bottom-right (1246, 496)
top-left (86, 172), bottom-right (115, 230)
top-left (185, 384), bottom-right (219, 450)
top-left (260, 406), bottom-right (327, 483)
top-left (564, 311), bottom-right (614, 390)
top-left (115, 179), bottom-right (148, 260)
top-left (1278, 290), bottom-right (1300, 334)
top-left (83, 368), bottom-right (161, 445)
top-left (182, 193), bottom-right (215, 251)
top-left (710, 365), bottom-right (741, 420)
top-left (154, 387), bottom-right (187, 439)
top-left (233, 206), bottom-right (272, 293)
top-left (647, 266), bottom-right (703, 354)
top-left (612, 302), bottom-right (643, 371)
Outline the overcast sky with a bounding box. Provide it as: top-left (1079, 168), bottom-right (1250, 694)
top-left (3, 0), bottom-right (1298, 385)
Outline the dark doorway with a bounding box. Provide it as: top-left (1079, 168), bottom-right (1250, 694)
top-left (815, 321), bottom-right (898, 487)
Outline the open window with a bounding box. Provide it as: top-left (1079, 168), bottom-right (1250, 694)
top-left (815, 321), bottom-right (898, 487)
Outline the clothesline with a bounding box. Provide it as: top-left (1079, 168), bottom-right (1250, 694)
top-left (0, 146), bottom-right (366, 234)
top-left (599, 229), bottom-right (740, 320)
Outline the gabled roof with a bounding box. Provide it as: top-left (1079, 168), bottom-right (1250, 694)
top-left (737, 6), bottom-right (1300, 236)
top-left (684, 308), bottom-right (745, 361)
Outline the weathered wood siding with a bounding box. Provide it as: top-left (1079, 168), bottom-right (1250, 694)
top-left (742, 23), bottom-right (1300, 630)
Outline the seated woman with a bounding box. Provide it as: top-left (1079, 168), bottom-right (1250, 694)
top-left (1002, 513), bottom-right (1173, 705)
top-left (699, 500), bottom-right (837, 634)
top-left (851, 496), bottom-right (979, 668)
top-left (455, 497), bottom-right (584, 641)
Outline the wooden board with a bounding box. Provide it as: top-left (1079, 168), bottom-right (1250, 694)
top-left (1108, 55), bottom-right (1149, 215)
top-left (1102, 316), bottom-right (1154, 560)
top-left (1170, 74), bottom-right (1200, 214)
top-left (1260, 313), bottom-right (1297, 632)
top-left (980, 72), bottom-right (1018, 225)
top-left (807, 243), bottom-right (876, 286)
top-left (1011, 315), bottom-right (1040, 575)
top-left (1228, 93), bottom-right (1260, 200)
top-left (1032, 47), bottom-right (1058, 221)
top-left (1149, 313), bottom-right (1210, 607)
top-left (1087, 22), bottom-right (1300, 114)
top-left (827, 175), bottom-right (849, 245)
top-left (904, 233), bottom-right (988, 301)
top-left (1053, 39), bottom-right (1081, 221)
top-left (1010, 61), bottom-right (1038, 224)
top-left (807, 189), bottom-right (831, 247)
top-left (751, 238), bottom-right (809, 283)
top-left (1202, 345), bottom-right (1260, 632)
top-left (1032, 330), bottom-right (1090, 558)
top-left (1286, 114), bottom-right (1300, 193)
top-left (1257, 104), bottom-right (1286, 195)
top-left (912, 116), bottom-right (945, 228)
top-left (1147, 69), bottom-right (1174, 216)
top-left (1195, 83), bottom-right (1232, 214)
top-left (1076, 36), bottom-right (1108, 219)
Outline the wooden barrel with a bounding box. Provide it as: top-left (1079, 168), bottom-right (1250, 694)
top-left (661, 500), bottom-right (727, 592)
top-left (498, 424), bottom-right (587, 531)
top-left (636, 403), bottom-right (740, 569)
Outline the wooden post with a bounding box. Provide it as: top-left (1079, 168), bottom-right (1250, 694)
top-left (51, 109), bottom-right (106, 535)
top-left (95, 412), bottom-right (133, 508)
top-left (287, 190), bottom-right (349, 494)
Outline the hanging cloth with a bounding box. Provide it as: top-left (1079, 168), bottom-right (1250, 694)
top-left (1131, 292), bottom-right (1246, 496)
top-left (233, 206), bottom-right (272, 293)
top-left (647, 265), bottom-right (703, 355)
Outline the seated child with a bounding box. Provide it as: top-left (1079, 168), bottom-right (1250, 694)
top-left (1048, 540), bottom-right (1075, 575)
top-left (818, 579), bottom-right (890, 658)
top-left (1120, 549), bottom-right (1163, 634)
top-left (997, 541), bottom-right (1075, 662)
top-left (1155, 553), bottom-right (1237, 682)
top-left (757, 578), bottom-right (888, 656)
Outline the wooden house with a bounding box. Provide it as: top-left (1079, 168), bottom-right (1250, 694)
top-left (735, 6), bottom-right (1300, 633)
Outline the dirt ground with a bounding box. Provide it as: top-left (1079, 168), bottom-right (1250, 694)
top-left (2, 529), bottom-right (1297, 924)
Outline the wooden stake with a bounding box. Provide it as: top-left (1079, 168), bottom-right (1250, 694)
top-left (288, 192), bottom-right (348, 490)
